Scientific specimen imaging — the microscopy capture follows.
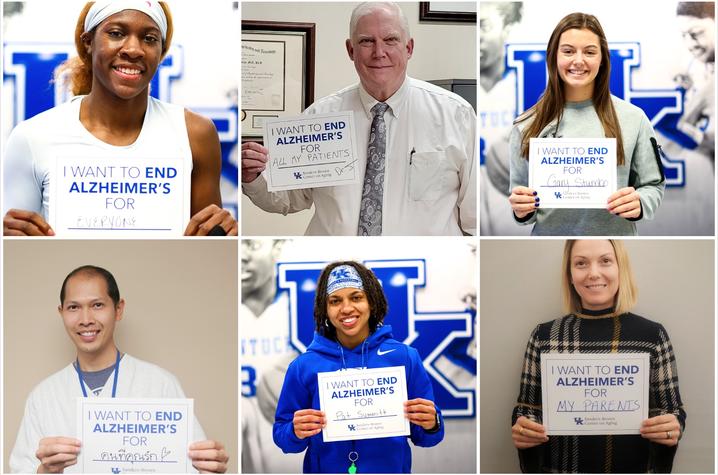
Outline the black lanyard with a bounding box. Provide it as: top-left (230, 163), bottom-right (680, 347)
top-left (74, 350), bottom-right (121, 398)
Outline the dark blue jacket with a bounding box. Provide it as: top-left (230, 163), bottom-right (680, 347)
top-left (273, 325), bottom-right (444, 473)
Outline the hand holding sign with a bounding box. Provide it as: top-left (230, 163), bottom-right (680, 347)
top-left (188, 440), bottom-right (229, 473)
top-left (293, 409), bottom-right (327, 439)
top-left (640, 414), bottom-right (681, 447)
top-left (511, 416), bottom-right (549, 449)
top-left (508, 186), bottom-right (539, 218)
top-left (241, 142), bottom-right (269, 183)
top-left (36, 437), bottom-right (81, 473)
top-left (183, 204), bottom-right (238, 236)
top-left (404, 398), bottom-right (437, 430)
top-left (3, 209), bottom-right (55, 237)
top-left (607, 187), bottom-right (642, 219)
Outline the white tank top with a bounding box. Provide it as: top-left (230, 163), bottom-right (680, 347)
top-left (3, 96), bottom-right (193, 221)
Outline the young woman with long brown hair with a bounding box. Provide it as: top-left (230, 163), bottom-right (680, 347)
top-left (508, 13), bottom-right (665, 236)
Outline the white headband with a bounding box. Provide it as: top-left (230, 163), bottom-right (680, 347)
top-left (84, 0), bottom-right (168, 41)
top-left (326, 265), bottom-right (364, 296)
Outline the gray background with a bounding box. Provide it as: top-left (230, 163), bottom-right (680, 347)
top-left (480, 239), bottom-right (714, 473)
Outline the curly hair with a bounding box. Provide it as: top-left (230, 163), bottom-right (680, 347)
top-left (313, 261), bottom-right (388, 341)
top-left (55, 1), bottom-right (174, 96)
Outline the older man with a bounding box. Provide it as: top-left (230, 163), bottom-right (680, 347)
top-left (242, 2), bottom-right (476, 236)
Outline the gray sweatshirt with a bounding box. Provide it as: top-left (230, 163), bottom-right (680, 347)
top-left (509, 96), bottom-right (665, 236)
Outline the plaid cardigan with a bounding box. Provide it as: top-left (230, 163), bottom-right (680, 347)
top-left (511, 312), bottom-right (686, 473)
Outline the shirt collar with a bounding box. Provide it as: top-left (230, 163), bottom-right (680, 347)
top-left (358, 76), bottom-right (410, 120)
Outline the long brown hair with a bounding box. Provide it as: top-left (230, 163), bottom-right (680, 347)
top-left (55, 2), bottom-right (174, 96)
top-left (516, 13), bottom-right (625, 165)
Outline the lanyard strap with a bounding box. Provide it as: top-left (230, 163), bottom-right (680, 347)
top-left (75, 350), bottom-right (121, 398)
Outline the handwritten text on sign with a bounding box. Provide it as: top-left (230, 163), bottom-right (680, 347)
top-left (52, 156), bottom-right (189, 237)
top-left (77, 398), bottom-right (193, 473)
top-left (318, 366), bottom-right (410, 442)
top-left (541, 353), bottom-right (649, 435)
top-left (529, 138), bottom-right (617, 208)
top-left (262, 112), bottom-right (359, 191)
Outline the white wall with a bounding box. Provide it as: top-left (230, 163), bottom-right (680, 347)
top-left (241, 1), bottom-right (477, 235)
top-left (479, 239), bottom-right (714, 473)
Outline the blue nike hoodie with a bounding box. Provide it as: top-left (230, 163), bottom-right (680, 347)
top-left (273, 325), bottom-right (444, 473)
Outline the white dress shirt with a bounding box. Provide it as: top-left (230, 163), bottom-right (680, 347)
top-left (243, 77), bottom-right (476, 235)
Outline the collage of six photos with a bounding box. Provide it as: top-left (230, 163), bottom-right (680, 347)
top-left (1, 0), bottom-right (716, 473)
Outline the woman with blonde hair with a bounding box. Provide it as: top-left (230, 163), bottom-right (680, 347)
top-left (508, 13), bottom-right (665, 235)
top-left (511, 240), bottom-right (685, 472)
top-left (3, 0), bottom-right (236, 236)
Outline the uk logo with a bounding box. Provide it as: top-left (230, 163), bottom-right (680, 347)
top-left (277, 259), bottom-right (476, 418)
top-left (506, 42), bottom-right (687, 187)
top-left (574, 417), bottom-right (584, 425)
top-left (554, 191), bottom-right (562, 199)
top-left (331, 268), bottom-right (350, 279)
top-left (294, 172), bottom-right (303, 180)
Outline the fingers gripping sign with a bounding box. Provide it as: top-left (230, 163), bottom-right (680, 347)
top-left (509, 186), bottom-right (540, 219)
top-left (241, 142), bottom-right (269, 183)
top-left (404, 398), bottom-right (438, 430)
top-left (35, 437), bottom-right (81, 473)
top-left (639, 414), bottom-right (681, 447)
top-left (511, 416), bottom-right (549, 450)
top-left (607, 186), bottom-right (642, 219)
top-left (293, 409), bottom-right (326, 439)
top-left (188, 439), bottom-right (230, 473)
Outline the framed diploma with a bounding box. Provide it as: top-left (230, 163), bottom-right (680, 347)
top-left (241, 20), bottom-right (315, 140)
top-left (419, 2), bottom-right (476, 23)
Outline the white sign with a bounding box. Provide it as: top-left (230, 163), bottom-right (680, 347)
top-left (541, 353), bottom-right (649, 435)
top-left (318, 366), bottom-right (410, 442)
top-left (529, 138), bottom-right (617, 208)
top-left (262, 112), bottom-right (359, 191)
top-left (51, 157), bottom-right (189, 237)
top-left (76, 398), bottom-right (194, 473)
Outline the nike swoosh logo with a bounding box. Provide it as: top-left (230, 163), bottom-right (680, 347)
top-left (377, 348), bottom-right (396, 356)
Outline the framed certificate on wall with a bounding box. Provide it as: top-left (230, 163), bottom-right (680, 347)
top-left (241, 21), bottom-right (316, 140)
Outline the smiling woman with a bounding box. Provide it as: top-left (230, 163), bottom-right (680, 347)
top-left (2, 0), bottom-right (237, 236)
top-left (507, 13), bottom-right (666, 236)
top-left (510, 240), bottom-right (686, 473)
top-left (272, 261), bottom-right (445, 473)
